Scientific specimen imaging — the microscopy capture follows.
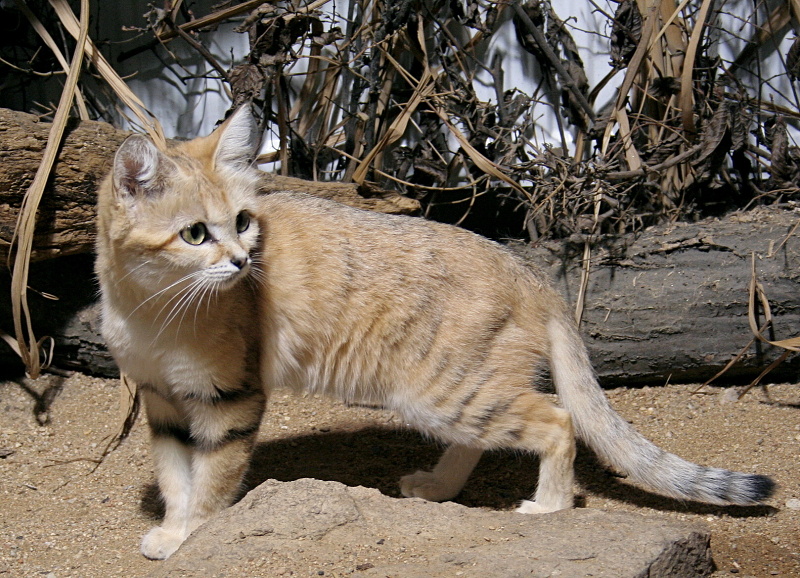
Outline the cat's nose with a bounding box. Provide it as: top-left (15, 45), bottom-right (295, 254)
top-left (231, 256), bottom-right (249, 270)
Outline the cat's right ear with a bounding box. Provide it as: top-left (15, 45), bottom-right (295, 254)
top-left (214, 106), bottom-right (259, 172)
top-left (112, 134), bottom-right (165, 198)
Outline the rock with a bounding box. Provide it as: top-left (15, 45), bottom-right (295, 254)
top-left (718, 388), bottom-right (741, 404)
top-left (151, 478), bottom-right (714, 578)
top-left (785, 498), bottom-right (800, 510)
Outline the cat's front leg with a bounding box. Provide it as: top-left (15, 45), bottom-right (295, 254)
top-left (175, 386), bottom-right (266, 554)
top-left (140, 387), bottom-right (194, 560)
top-left (140, 384), bottom-right (266, 559)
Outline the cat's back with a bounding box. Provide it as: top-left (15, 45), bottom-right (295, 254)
top-left (254, 191), bottom-right (561, 334)
top-left (254, 191), bottom-right (562, 404)
top-left (255, 191), bottom-right (548, 285)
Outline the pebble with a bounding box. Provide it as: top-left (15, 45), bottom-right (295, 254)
top-left (718, 388), bottom-right (741, 404)
top-left (785, 498), bottom-right (800, 510)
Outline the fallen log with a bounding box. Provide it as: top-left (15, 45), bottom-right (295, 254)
top-left (1, 108), bottom-right (798, 384)
top-left (0, 107), bottom-right (419, 262)
top-left (519, 204), bottom-right (800, 385)
top-left (1, 204), bottom-right (798, 385)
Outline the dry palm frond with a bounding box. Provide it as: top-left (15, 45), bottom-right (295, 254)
top-left (5, 1), bottom-right (169, 453)
top-left (13, 0), bottom-right (89, 120)
top-left (6, 0), bottom-right (167, 376)
top-left (48, 0), bottom-right (166, 148)
top-left (731, 253), bottom-right (800, 398)
top-left (702, 250), bottom-right (800, 397)
top-left (7, 0), bottom-right (90, 379)
top-left (679, 0), bottom-right (714, 137)
top-left (4, 0), bottom-right (797, 245)
top-left (747, 252), bottom-right (800, 353)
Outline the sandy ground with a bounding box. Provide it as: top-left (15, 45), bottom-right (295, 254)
top-left (0, 372), bottom-right (797, 577)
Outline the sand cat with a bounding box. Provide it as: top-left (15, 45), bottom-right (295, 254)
top-left (95, 107), bottom-right (774, 560)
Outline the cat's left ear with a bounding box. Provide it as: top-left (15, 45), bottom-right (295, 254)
top-left (214, 106), bottom-right (259, 172)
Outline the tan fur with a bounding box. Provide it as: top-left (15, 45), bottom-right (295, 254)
top-left (96, 108), bottom-right (774, 561)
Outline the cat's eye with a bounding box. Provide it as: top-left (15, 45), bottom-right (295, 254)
top-left (236, 211), bottom-right (251, 234)
top-left (180, 222), bottom-right (208, 245)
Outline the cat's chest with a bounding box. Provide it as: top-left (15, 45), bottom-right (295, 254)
top-left (103, 305), bottom-right (229, 392)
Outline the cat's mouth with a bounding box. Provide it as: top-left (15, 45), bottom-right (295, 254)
top-left (204, 259), bottom-right (251, 289)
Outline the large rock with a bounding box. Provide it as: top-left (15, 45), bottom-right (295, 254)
top-left (151, 478), bottom-right (713, 577)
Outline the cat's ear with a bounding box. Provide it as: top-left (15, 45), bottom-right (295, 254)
top-left (214, 106), bottom-right (259, 172)
top-left (113, 134), bottom-right (166, 197)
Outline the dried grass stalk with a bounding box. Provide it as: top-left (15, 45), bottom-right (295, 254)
top-left (8, 0), bottom-right (89, 378)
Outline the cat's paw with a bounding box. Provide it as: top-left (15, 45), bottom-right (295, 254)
top-left (399, 470), bottom-right (461, 502)
top-left (515, 500), bottom-right (565, 514)
top-left (140, 526), bottom-right (186, 560)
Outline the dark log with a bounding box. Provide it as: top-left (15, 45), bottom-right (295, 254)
top-left (0, 107), bottom-right (419, 262)
top-left (518, 205), bottom-right (800, 385)
top-left (1, 110), bottom-right (798, 384)
top-left (0, 108), bottom-right (127, 262)
top-left (2, 205), bottom-right (798, 385)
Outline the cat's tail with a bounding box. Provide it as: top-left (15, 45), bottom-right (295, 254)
top-left (547, 313), bottom-right (775, 506)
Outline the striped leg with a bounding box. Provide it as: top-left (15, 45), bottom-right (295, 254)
top-left (139, 384), bottom-right (265, 560)
top-left (139, 386), bottom-right (193, 560)
top-left (401, 384), bottom-right (576, 513)
top-left (514, 403), bottom-right (576, 513)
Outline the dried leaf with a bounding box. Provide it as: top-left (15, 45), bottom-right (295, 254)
top-left (230, 63), bottom-right (266, 107)
top-left (610, 0), bottom-right (642, 68)
top-left (692, 100), bottom-right (731, 182)
top-left (787, 36), bottom-right (800, 80)
top-left (765, 117), bottom-right (800, 189)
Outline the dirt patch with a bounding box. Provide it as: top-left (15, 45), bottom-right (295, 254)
top-left (0, 373), bottom-right (798, 577)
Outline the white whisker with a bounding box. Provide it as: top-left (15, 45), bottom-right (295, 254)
top-left (113, 260), bottom-right (153, 288)
top-left (126, 271), bottom-right (201, 323)
top-left (157, 278), bottom-right (209, 340)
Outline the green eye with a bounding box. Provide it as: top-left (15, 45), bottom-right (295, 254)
top-left (180, 222), bottom-right (208, 245)
top-left (236, 211), bottom-right (251, 234)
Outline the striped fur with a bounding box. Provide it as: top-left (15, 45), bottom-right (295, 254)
top-left (96, 108), bottom-right (774, 560)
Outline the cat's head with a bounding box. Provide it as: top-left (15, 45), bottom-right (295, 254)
top-left (98, 107), bottom-right (263, 300)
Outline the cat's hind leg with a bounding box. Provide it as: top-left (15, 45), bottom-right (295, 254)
top-left (400, 444), bottom-right (483, 501)
top-left (513, 399), bottom-right (576, 514)
top-left (401, 386), bottom-right (576, 513)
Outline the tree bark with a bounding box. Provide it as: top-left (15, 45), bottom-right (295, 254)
top-left (0, 107), bottom-right (419, 262)
top-left (518, 205), bottom-right (800, 385)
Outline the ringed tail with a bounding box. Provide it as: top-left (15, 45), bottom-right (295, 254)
top-left (547, 314), bottom-right (775, 506)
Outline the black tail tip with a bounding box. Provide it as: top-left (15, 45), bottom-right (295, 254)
top-left (748, 474), bottom-right (776, 502)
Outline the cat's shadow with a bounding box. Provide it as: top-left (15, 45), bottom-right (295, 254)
top-left (139, 426), bottom-right (776, 520)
